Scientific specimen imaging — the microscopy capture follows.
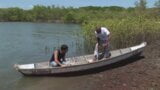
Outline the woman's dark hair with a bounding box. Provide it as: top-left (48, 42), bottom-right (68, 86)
top-left (61, 44), bottom-right (68, 50)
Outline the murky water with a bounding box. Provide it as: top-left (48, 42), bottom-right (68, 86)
top-left (0, 22), bottom-right (93, 90)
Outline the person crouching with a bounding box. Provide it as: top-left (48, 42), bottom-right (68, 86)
top-left (50, 44), bottom-right (68, 67)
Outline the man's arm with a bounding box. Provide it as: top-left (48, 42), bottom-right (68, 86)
top-left (97, 37), bottom-right (100, 44)
top-left (103, 31), bottom-right (111, 47)
top-left (95, 31), bottom-right (100, 44)
top-left (62, 54), bottom-right (66, 62)
top-left (108, 32), bottom-right (111, 40)
top-left (54, 50), bottom-right (62, 66)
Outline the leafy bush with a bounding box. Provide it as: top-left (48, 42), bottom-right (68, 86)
top-left (82, 17), bottom-right (160, 49)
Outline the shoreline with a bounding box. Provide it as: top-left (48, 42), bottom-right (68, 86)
top-left (0, 20), bottom-right (79, 24)
top-left (85, 40), bottom-right (160, 90)
top-left (0, 21), bottom-right (80, 25)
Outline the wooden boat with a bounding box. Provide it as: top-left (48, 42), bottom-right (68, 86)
top-left (14, 42), bottom-right (147, 76)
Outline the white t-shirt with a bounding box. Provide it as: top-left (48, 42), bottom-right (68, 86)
top-left (95, 27), bottom-right (110, 41)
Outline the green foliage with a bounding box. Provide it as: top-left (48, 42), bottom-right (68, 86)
top-left (0, 7), bottom-right (25, 21)
top-left (63, 11), bottom-right (76, 23)
top-left (135, 0), bottom-right (147, 14)
top-left (135, 0), bottom-right (147, 10)
top-left (0, 5), bottom-right (159, 23)
top-left (154, 0), bottom-right (160, 14)
top-left (155, 0), bottom-right (160, 8)
top-left (0, 4), bottom-right (160, 49)
top-left (82, 17), bottom-right (160, 49)
top-left (0, 5), bottom-right (132, 23)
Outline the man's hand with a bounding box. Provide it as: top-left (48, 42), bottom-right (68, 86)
top-left (102, 43), bottom-right (108, 47)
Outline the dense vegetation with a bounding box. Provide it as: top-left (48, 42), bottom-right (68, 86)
top-left (0, 5), bottom-right (135, 23)
top-left (83, 17), bottom-right (160, 50)
top-left (82, 0), bottom-right (160, 50)
top-left (0, 0), bottom-right (160, 50)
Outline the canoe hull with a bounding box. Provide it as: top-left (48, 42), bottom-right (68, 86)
top-left (15, 42), bottom-right (146, 76)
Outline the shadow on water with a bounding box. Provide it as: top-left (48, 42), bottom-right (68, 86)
top-left (25, 55), bottom-right (144, 77)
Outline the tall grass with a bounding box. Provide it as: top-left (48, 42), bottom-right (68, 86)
top-left (82, 17), bottom-right (160, 50)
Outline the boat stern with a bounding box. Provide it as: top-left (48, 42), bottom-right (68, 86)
top-left (14, 63), bottom-right (35, 75)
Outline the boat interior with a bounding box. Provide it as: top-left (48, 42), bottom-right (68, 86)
top-left (17, 42), bottom-right (146, 69)
top-left (19, 48), bottom-right (132, 69)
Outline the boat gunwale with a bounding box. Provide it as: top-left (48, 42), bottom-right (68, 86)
top-left (15, 42), bottom-right (147, 75)
top-left (18, 47), bottom-right (144, 70)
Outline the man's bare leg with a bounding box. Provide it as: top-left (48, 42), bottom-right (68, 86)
top-left (104, 46), bottom-right (111, 58)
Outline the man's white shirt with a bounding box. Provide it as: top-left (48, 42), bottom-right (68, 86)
top-left (95, 27), bottom-right (110, 41)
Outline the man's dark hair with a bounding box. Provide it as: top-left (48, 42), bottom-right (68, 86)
top-left (96, 27), bottom-right (101, 34)
top-left (61, 44), bottom-right (68, 50)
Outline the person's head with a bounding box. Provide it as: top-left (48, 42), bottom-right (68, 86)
top-left (95, 27), bottom-right (101, 34)
top-left (60, 44), bottom-right (68, 53)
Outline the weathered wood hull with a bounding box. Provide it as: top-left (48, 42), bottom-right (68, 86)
top-left (14, 42), bottom-right (147, 76)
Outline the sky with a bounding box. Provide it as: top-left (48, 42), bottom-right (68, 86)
top-left (0, 0), bottom-right (158, 9)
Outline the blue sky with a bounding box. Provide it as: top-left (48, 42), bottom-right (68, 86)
top-left (0, 0), bottom-right (158, 9)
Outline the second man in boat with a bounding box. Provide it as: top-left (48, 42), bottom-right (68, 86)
top-left (94, 26), bottom-right (111, 60)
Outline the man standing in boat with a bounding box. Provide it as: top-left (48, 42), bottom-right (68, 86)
top-left (50, 44), bottom-right (68, 67)
top-left (94, 27), bottom-right (111, 60)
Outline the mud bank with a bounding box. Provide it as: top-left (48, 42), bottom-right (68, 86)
top-left (86, 40), bottom-right (160, 90)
